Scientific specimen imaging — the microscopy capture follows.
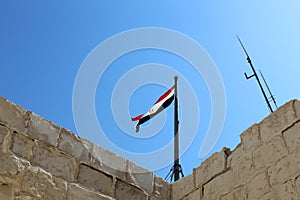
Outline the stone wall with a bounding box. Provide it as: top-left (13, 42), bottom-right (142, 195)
top-left (0, 96), bottom-right (299, 200)
top-left (171, 100), bottom-right (300, 200)
top-left (0, 97), bottom-right (169, 200)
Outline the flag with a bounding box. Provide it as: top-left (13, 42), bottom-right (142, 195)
top-left (131, 86), bottom-right (175, 132)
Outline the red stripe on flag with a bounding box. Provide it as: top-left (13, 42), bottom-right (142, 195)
top-left (154, 86), bottom-right (174, 104)
top-left (131, 114), bottom-right (143, 121)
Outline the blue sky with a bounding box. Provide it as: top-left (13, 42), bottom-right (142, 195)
top-left (1, 1), bottom-right (300, 179)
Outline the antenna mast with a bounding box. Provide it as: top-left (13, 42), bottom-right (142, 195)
top-left (237, 35), bottom-right (274, 113)
top-left (259, 70), bottom-right (278, 109)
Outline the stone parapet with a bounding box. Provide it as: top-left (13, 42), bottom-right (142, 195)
top-left (1, 96), bottom-right (300, 199)
top-left (170, 99), bottom-right (300, 200)
top-left (0, 97), bottom-right (165, 200)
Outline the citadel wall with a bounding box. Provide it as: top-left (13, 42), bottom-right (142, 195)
top-left (0, 96), bottom-right (299, 199)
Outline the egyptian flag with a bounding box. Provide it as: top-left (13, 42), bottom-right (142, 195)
top-left (131, 86), bottom-right (175, 132)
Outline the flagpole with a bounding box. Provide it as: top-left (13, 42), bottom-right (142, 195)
top-left (173, 76), bottom-right (180, 181)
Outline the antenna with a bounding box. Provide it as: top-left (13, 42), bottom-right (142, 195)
top-left (237, 35), bottom-right (274, 113)
top-left (259, 70), bottom-right (278, 109)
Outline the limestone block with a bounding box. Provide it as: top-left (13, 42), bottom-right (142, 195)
top-left (295, 176), bottom-right (300, 196)
top-left (0, 184), bottom-right (13, 200)
top-left (127, 160), bottom-right (154, 195)
top-left (258, 191), bottom-right (273, 200)
top-left (294, 100), bottom-right (300, 119)
top-left (52, 177), bottom-right (68, 199)
top-left (150, 176), bottom-right (170, 200)
top-left (14, 194), bottom-right (34, 200)
top-left (220, 186), bottom-right (247, 200)
top-left (58, 128), bottom-right (90, 162)
top-left (26, 112), bottom-right (60, 147)
top-left (260, 180), bottom-right (299, 199)
top-left (220, 192), bottom-right (232, 200)
top-left (91, 143), bottom-right (127, 180)
top-left (253, 136), bottom-right (288, 170)
top-left (240, 124), bottom-right (261, 152)
top-left (194, 150), bottom-right (227, 186)
top-left (0, 151), bottom-right (68, 200)
top-left (0, 151), bottom-right (29, 176)
top-left (246, 171), bottom-right (270, 200)
top-left (0, 125), bottom-right (6, 148)
top-left (230, 153), bottom-right (254, 187)
top-left (181, 189), bottom-right (201, 200)
top-left (31, 145), bottom-right (76, 182)
top-left (11, 132), bottom-right (35, 160)
top-left (0, 97), bottom-right (27, 133)
top-left (77, 163), bottom-right (113, 196)
top-left (268, 153), bottom-right (300, 187)
top-left (18, 167), bottom-right (67, 200)
top-left (228, 144), bottom-right (255, 187)
top-left (171, 174), bottom-right (194, 200)
top-left (283, 121), bottom-right (300, 154)
top-left (203, 170), bottom-right (233, 200)
top-left (259, 100), bottom-right (296, 143)
top-left (273, 180), bottom-right (299, 199)
top-left (226, 144), bottom-right (243, 168)
top-left (114, 179), bottom-right (148, 200)
top-left (67, 183), bottom-right (114, 200)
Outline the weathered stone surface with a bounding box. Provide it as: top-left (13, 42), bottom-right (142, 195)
top-left (77, 163), bottom-right (113, 196)
top-left (268, 153), bottom-right (300, 187)
top-left (0, 151), bottom-right (68, 200)
top-left (26, 112), bottom-right (60, 147)
top-left (258, 191), bottom-right (273, 200)
top-left (91, 143), bottom-right (127, 180)
top-left (127, 160), bottom-right (153, 195)
top-left (58, 128), bottom-right (90, 162)
top-left (283, 121), bottom-right (300, 154)
top-left (1, 96), bottom-right (300, 200)
top-left (230, 153), bottom-right (254, 187)
top-left (274, 180), bottom-right (299, 199)
top-left (293, 99), bottom-right (300, 119)
top-left (18, 167), bottom-right (67, 200)
top-left (0, 151), bottom-right (29, 176)
top-left (295, 175), bottom-right (300, 196)
top-left (0, 125), bottom-right (6, 148)
top-left (259, 100), bottom-right (296, 143)
top-left (240, 123), bottom-right (261, 152)
top-left (253, 136), bottom-right (288, 170)
top-left (11, 132), bottom-right (35, 160)
top-left (220, 186), bottom-right (247, 200)
top-left (14, 193), bottom-right (34, 200)
top-left (203, 170), bottom-right (233, 200)
top-left (260, 180), bottom-right (299, 199)
top-left (246, 171), bottom-right (271, 200)
top-left (220, 192), bottom-right (232, 200)
top-left (151, 176), bottom-right (170, 200)
top-left (171, 174), bottom-right (194, 200)
top-left (67, 183), bottom-right (114, 200)
top-left (115, 179), bottom-right (148, 200)
top-left (195, 150), bottom-right (227, 187)
top-left (182, 189), bottom-right (200, 200)
top-left (228, 143), bottom-right (255, 187)
top-left (31, 145), bottom-right (76, 182)
top-left (0, 97), bottom-right (27, 133)
top-left (226, 144), bottom-right (243, 168)
top-left (0, 184), bottom-right (13, 200)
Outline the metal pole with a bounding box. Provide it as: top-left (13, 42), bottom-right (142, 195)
top-left (246, 58), bottom-right (273, 113)
top-left (173, 76), bottom-right (180, 181)
top-left (237, 36), bottom-right (274, 113)
top-left (259, 70), bottom-right (278, 109)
